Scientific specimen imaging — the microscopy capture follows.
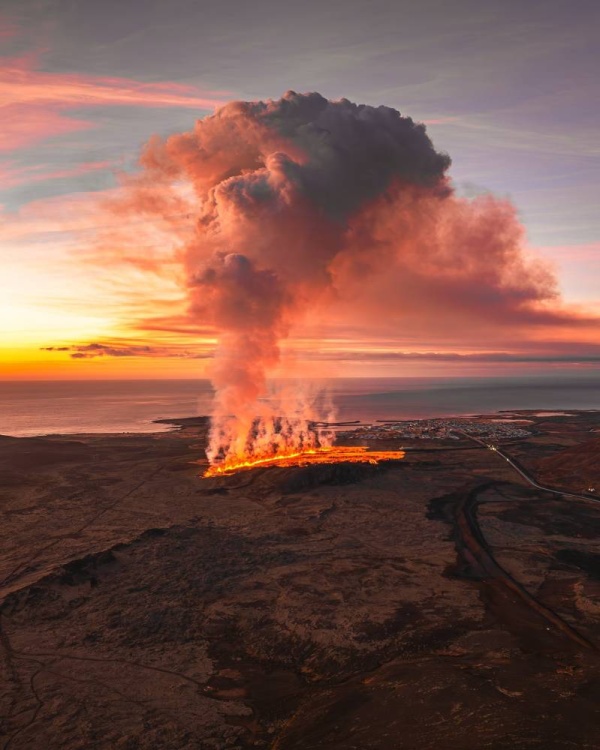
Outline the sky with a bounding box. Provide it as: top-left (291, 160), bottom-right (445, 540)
top-left (1, 0), bottom-right (599, 379)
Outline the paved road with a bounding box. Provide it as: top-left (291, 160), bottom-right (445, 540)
top-left (455, 431), bottom-right (599, 504)
top-left (454, 482), bottom-right (596, 651)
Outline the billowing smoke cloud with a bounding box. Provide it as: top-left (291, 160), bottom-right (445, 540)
top-left (116, 91), bottom-right (562, 468)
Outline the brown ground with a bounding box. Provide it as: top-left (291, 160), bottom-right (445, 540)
top-left (0, 412), bottom-right (599, 749)
top-left (536, 436), bottom-right (600, 493)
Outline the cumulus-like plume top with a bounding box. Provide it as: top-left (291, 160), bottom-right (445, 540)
top-left (143, 90), bottom-right (451, 216)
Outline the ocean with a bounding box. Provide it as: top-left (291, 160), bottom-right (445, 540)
top-left (0, 375), bottom-right (598, 437)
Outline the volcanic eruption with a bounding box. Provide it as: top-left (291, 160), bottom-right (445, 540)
top-left (115, 91), bottom-right (559, 474)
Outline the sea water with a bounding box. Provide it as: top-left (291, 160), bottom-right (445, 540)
top-left (0, 374), bottom-right (597, 437)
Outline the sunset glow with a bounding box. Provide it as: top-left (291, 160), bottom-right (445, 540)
top-left (1, 6), bottom-right (598, 385)
top-left (2, 5), bottom-right (599, 745)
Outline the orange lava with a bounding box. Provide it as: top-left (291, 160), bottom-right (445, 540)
top-left (203, 446), bottom-right (405, 477)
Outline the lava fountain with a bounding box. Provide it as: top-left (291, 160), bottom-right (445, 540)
top-left (203, 445), bottom-right (406, 477)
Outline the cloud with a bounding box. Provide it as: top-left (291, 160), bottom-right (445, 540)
top-left (41, 343), bottom-right (211, 359)
top-left (0, 103), bottom-right (94, 152)
top-left (315, 350), bottom-right (600, 364)
top-left (123, 91), bottom-right (590, 342)
top-left (0, 51), bottom-right (229, 151)
top-left (15, 90), bottom-right (596, 410)
top-left (103, 91), bottom-right (600, 463)
top-left (0, 159), bottom-right (113, 188)
top-left (0, 191), bottom-right (113, 245)
top-left (40, 341), bottom-right (600, 366)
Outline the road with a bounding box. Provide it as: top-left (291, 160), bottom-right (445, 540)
top-left (454, 431), bottom-right (599, 504)
top-left (453, 482), bottom-right (596, 651)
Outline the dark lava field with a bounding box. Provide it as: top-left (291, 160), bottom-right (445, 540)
top-left (0, 411), bottom-right (598, 749)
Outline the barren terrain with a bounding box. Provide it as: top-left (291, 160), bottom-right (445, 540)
top-left (0, 411), bottom-right (598, 749)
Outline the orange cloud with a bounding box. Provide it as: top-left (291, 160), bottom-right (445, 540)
top-left (0, 103), bottom-right (94, 151)
top-left (0, 52), bottom-right (229, 150)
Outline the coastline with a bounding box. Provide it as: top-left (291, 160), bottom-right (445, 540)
top-left (2, 406), bottom-right (599, 439)
top-left (1, 374), bottom-right (598, 438)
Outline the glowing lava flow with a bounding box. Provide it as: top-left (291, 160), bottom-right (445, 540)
top-left (203, 446), bottom-right (405, 477)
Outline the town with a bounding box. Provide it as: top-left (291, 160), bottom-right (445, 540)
top-left (336, 417), bottom-right (532, 442)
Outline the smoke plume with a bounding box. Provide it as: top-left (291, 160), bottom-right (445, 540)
top-left (118, 91), bottom-right (560, 468)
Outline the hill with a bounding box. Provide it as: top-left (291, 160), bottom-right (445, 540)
top-left (537, 437), bottom-right (600, 492)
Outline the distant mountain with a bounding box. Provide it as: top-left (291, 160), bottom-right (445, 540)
top-left (537, 437), bottom-right (600, 493)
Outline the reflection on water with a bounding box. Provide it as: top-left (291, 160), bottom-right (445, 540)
top-left (0, 375), bottom-right (597, 437)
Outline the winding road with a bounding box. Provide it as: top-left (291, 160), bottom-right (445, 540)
top-left (454, 431), bottom-right (599, 504)
top-left (433, 430), bottom-right (600, 651)
top-left (452, 482), bottom-right (597, 651)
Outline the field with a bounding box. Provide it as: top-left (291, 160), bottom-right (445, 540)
top-left (0, 411), bottom-right (598, 749)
